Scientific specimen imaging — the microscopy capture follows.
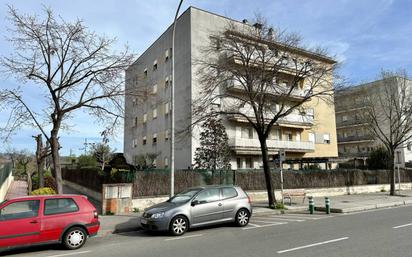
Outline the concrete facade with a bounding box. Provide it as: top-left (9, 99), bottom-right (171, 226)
top-left (335, 77), bottom-right (412, 167)
top-left (124, 7), bottom-right (339, 170)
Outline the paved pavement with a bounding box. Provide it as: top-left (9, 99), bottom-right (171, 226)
top-left (3, 204), bottom-right (412, 257)
top-left (5, 180), bottom-right (28, 199)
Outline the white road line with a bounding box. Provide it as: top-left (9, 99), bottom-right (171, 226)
top-left (279, 215), bottom-right (324, 220)
top-left (247, 222), bottom-right (262, 227)
top-left (393, 223), bottom-right (412, 229)
top-left (277, 237), bottom-right (349, 254)
top-left (165, 234), bottom-right (204, 241)
top-left (252, 219), bottom-right (287, 224)
top-left (254, 217), bottom-right (305, 222)
top-left (243, 222), bottom-right (287, 230)
top-left (45, 251), bottom-right (92, 257)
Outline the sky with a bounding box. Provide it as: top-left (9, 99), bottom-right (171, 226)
top-left (0, 0), bottom-right (411, 156)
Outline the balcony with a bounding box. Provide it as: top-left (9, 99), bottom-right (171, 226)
top-left (227, 111), bottom-right (313, 128)
top-left (228, 137), bottom-right (315, 153)
top-left (336, 119), bottom-right (368, 128)
top-left (337, 135), bottom-right (374, 143)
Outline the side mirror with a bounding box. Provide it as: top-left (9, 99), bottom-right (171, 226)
top-left (191, 200), bottom-right (199, 207)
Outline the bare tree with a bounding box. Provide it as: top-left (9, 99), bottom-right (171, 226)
top-left (194, 20), bottom-right (337, 207)
top-left (360, 71), bottom-right (412, 196)
top-left (0, 6), bottom-right (136, 193)
top-left (91, 142), bottom-right (114, 171)
top-left (15, 150), bottom-right (34, 193)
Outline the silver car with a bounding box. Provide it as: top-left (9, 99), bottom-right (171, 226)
top-left (140, 185), bottom-right (252, 236)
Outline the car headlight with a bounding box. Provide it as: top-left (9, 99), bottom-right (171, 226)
top-left (151, 212), bottom-right (165, 219)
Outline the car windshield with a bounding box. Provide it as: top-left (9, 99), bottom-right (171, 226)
top-left (167, 188), bottom-right (202, 204)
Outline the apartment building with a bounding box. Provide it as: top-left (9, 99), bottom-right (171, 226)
top-left (124, 7), bottom-right (339, 170)
top-left (335, 77), bottom-right (412, 167)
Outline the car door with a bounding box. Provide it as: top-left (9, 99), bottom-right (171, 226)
top-left (221, 187), bottom-right (239, 219)
top-left (0, 199), bottom-right (41, 248)
top-left (190, 188), bottom-right (223, 226)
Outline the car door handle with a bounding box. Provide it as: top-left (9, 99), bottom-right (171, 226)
top-left (29, 220), bottom-right (38, 224)
top-left (218, 203), bottom-right (222, 207)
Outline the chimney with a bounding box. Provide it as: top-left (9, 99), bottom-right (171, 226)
top-left (242, 19), bottom-right (249, 24)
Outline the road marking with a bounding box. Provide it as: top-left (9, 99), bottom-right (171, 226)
top-left (45, 251), bottom-right (92, 257)
top-left (279, 214), bottom-right (324, 220)
top-left (243, 222), bottom-right (287, 230)
top-left (247, 222), bottom-right (261, 227)
top-left (254, 217), bottom-right (305, 222)
top-left (277, 237), bottom-right (349, 254)
top-left (252, 219), bottom-right (287, 224)
top-left (393, 223), bottom-right (412, 229)
top-left (165, 234), bottom-right (204, 241)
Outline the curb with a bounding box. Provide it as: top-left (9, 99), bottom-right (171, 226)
top-left (315, 200), bottom-right (412, 213)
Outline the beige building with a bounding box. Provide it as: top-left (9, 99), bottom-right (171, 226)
top-left (335, 77), bottom-right (412, 167)
top-left (124, 7), bottom-right (338, 170)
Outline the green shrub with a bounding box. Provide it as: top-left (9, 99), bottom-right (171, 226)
top-left (31, 187), bottom-right (56, 195)
top-left (78, 155), bottom-right (97, 168)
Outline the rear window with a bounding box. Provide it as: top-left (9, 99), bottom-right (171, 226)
top-left (44, 198), bottom-right (79, 215)
top-left (222, 187), bottom-right (238, 199)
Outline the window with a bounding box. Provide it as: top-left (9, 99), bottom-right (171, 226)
top-left (295, 131), bottom-right (301, 142)
top-left (152, 84), bottom-right (157, 94)
top-left (143, 68), bottom-right (148, 77)
top-left (194, 188), bottom-right (220, 204)
top-left (308, 132), bottom-right (315, 143)
top-left (222, 188), bottom-right (238, 199)
top-left (142, 136), bottom-right (147, 145)
top-left (143, 113), bottom-right (147, 123)
top-left (165, 76), bottom-right (169, 88)
top-left (0, 200), bottom-right (40, 220)
top-left (236, 158), bottom-right (242, 169)
top-left (152, 133), bottom-right (157, 144)
top-left (246, 157), bottom-right (253, 168)
top-left (284, 131), bottom-right (293, 141)
top-left (44, 198), bottom-right (79, 215)
top-left (165, 102), bottom-right (170, 115)
top-left (133, 117), bottom-right (138, 127)
top-left (153, 60), bottom-right (158, 71)
top-left (241, 127), bottom-right (253, 139)
top-left (133, 138), bottom-right (137, 148)
top-left (164, 157), bottom-right (169, 168)
top-left (323, 134), bottom-right (330, 144)
top-left (342, 115), bottom-right (348, 122)
top-left (165, 49), bottom-right (170, 62)
top-left (165, 130), bottom-right (169, 141)
top-left (153, 108), bottom-right (157, 119)
top-left (407, 142), bottom-right (411, 151)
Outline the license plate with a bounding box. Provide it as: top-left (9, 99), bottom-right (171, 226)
top-left (141, 218), bottom-right (147, 225)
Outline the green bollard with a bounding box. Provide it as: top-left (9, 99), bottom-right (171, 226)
top-left (308, 196), bottom-right (314, 214)
top-left (325, 197), bottom-right (330, 214)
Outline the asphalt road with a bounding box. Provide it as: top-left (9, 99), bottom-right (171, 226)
top-left (2, 205), bottom-right (412, 257)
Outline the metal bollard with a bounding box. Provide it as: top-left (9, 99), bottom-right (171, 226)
top-left (325, 197), bottom-right (330, 214)
top-left (308, 196), bottom-right (314, 214)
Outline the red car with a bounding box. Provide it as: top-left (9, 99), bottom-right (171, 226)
top-left (0, 195), bottom-right (99, 251)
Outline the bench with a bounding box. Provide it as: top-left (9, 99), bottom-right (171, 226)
top-left (283, 189), bottom-right (306, 205)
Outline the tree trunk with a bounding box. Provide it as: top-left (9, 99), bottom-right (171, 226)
top-left (34, 134), bottom-right (45, 188)
top-left (258, 135), bottom-right (276, 207)
top-left (50, 129), bottom-right (63, 194)
top-left (389, 150), bottom-right (395, 196)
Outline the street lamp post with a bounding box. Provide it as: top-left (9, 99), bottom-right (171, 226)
top-left (170, 0), bottom-right (184, 197)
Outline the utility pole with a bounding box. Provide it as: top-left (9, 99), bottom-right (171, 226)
top-left (170, 0), bottom-right (184, 197)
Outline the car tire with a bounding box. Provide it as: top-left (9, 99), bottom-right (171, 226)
top-left (63, 227), bottom-right (88, 250)
top-left (235, 208), bottom-right (250, 227)
top-left (169, 215), bottom-right (189, 236)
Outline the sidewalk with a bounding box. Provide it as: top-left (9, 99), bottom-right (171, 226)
top-left (96, 190), bottom-right (412, 236)
top-left (5, 180), bottom-right (28, 199)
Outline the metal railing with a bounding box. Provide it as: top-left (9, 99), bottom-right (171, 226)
top-left (228, 137), bottom-right (315, 151)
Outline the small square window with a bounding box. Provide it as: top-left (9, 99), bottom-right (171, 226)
top-left (165, 49), bottom-right (170, 62)
top-left (153, 108), bottom-right (157, 119)
top-left (165, 102), bottom-right (170, 115)
top-left (133, 117), bottom-right (138, 127)
top-left (143, 136), bottom-right (147, 145)
top-left (164, 157), bottom-right (169, 168)
top-left (143, 68), bottom-right (148, 77)
top-left (165, 130), bottom-right (169, 141)
top-left (143, 113), bottom-right (147, 123)
top-left (323, 134), bottom-right (330, 144)
top-left (153, 133), bottom-right (157, 144)
top-left (152, 84), bottom-right (157, 94)
top-left (407, 142), bottom-right (412, 151)
top-left (153, 60), bottom-right (158, 71)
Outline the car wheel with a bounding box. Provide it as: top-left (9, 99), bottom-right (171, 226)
top-left (235, 209), bottom-right (250, 227)
top-left (169, 215), bottom-right (188, 236)
top-left (63, 227), bottom-right (87, 250)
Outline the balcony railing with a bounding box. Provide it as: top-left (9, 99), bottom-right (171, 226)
top-left (228, 137), bottom-right (315, 152)
top-left (336, 119), bottom-right (368, 128)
